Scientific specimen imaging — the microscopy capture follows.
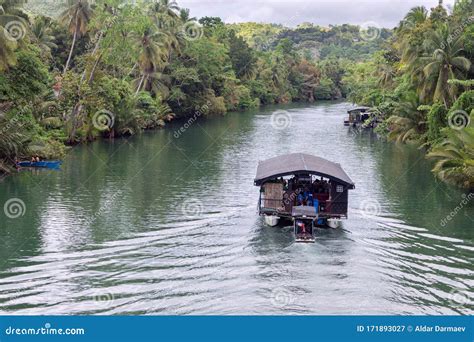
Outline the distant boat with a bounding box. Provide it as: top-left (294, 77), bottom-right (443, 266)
top-left (344, 106), bottom-right (380, 128)
top-left (17, 161), bottom-right (62, 169)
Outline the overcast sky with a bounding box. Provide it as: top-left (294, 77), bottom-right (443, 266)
top-left (178, 0), bottom-right (456, 28)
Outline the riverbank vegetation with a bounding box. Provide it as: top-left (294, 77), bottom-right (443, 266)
top-left (1, 0), bottom-right (471, 190)
top-left (0, 0), bottom-right (387, 174)
top-left (343, 0), bottom-right (474, 189)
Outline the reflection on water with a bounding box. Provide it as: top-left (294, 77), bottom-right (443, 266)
top-left (0, 102), bottom-right (472, 315)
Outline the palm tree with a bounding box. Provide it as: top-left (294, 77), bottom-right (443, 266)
top-left (401, 6), bottom-right (428, 29)
top-left (132, 26), bottom-right (168, 95)
top-left (0, 116), bottom-right (29, 173)
top-left (422, 25), bottom-right (471, 107)
top-left (427, 125), bottom-right (474, 189)
top-left (179, 8), bottom-right (195, 23)
top-left (60, 0), bottom-right (93, 74)
top-left (151, 0), bottom-right (179, 19)
top-left (0, 25), bottom-right (17, 71)
top-left (377, 62), bottom-right (396, 88)
top-left (30, 17), bottom-right (57, 57)
top-left (387, 94), bottom-right (425, 143)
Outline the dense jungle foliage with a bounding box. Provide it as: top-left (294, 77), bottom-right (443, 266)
top-left (0, 0), bottom-right (472, 190)
top-left (343, 0), bottom-right (473, 189)
top-left (0, 0), bottom-right (385, 173)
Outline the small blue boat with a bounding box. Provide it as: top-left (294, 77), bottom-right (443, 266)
top-left (17, 161), bottom-right (63, 169)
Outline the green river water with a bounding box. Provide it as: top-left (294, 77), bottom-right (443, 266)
top-left (0, 101), bottom-right (473, 314)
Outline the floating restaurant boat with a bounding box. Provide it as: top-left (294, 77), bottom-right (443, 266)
top-left (254, 153), bottom-right (355, 242)
top-left (344, 106), bottom-right (372, 127)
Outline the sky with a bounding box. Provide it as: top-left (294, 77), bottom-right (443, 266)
top-left (178, 0), bottom-right (457, 28)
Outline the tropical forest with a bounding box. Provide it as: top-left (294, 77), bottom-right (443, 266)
top-left (0, 0), bottom-right (473, 191)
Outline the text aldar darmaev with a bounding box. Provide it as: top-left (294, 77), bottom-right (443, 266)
top-left (415, 325), bottom-right (466, 333)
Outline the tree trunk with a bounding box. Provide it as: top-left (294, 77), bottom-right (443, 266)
top-left (124, 63), bottom-right (137, 81)
top-left (87, 53), bottom-right (103, 84)
top-left (135, 74), bottom-right (146, 95)
top-left (81, 31), bottom-right (104, 82)
top-left (68, 103), bottom-right (83, 144)
top-left (63, 14), bottom-right (79, 75)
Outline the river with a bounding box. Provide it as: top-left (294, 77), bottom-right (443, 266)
top-left (0, 101), bottom-right (473, 315)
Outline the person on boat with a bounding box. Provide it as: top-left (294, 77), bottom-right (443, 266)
top-left (313, 178), bottom-right (321, 194)
top-left (307, 192), bottom-right (314, 206)
top-left (323, 180), bottom-right (330, 193)
top-left (297, 192), bottom-right (304, 206)
top-left (297, 221), bottom-right (306, 235)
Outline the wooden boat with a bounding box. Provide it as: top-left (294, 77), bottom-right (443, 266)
top-left (254, 153), bottom-right (355, 242)
top-left (344, 107), bottom-right (371, 127)
top-left (17, 160), bottom-right (62, 169)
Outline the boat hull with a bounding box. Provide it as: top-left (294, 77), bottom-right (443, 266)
top-left (17, 161), bottom-right (62, 169)
top-left (326, 218), bottom-right (341, 229)
top-left (264, 215), bottom-right (279, 226)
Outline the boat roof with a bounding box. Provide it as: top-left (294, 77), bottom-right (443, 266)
top-left (254, 153), bottom-right (355, 188)
top-left (348, 106), bottom-right (370, 113)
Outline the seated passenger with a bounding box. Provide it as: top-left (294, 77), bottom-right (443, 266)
top-left (307, 192), bottom-right (313, 206)
top-left (297, 193), bottom-right (304, 206)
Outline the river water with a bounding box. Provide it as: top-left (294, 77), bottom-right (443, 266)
top-left (0, 102), bottom-right (473, 315)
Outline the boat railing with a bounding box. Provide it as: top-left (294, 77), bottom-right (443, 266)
top-left (259, 196), bottom-right (347, 217)
top-left (259, 197), bottom-right (285, 211)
